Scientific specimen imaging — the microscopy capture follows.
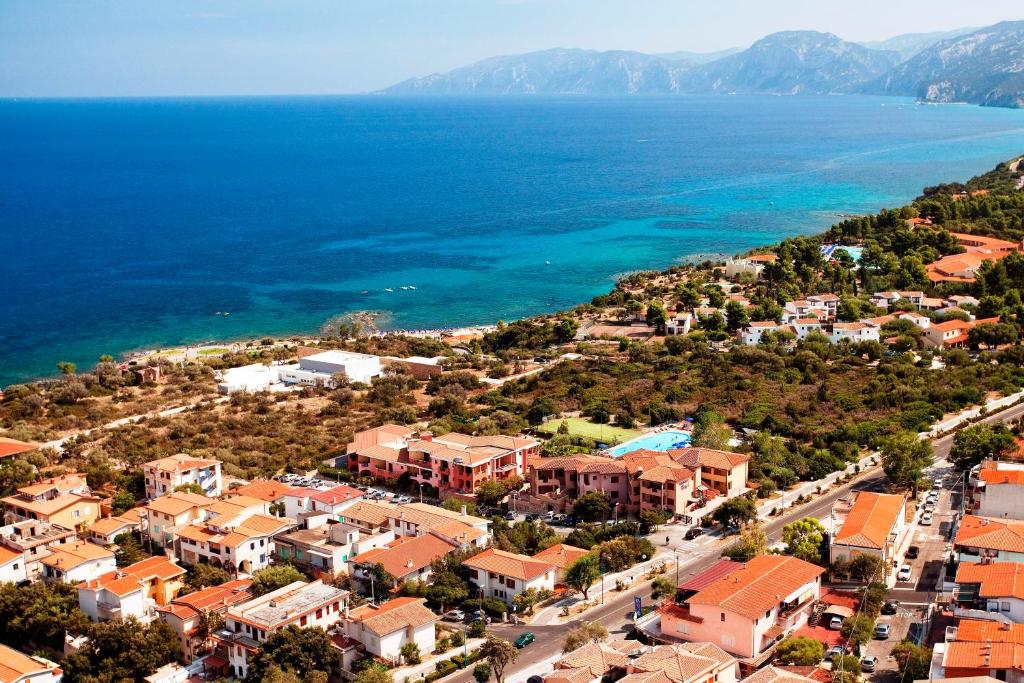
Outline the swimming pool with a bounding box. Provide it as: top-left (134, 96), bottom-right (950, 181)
top-left (608, 430), bottom-right (692, 457)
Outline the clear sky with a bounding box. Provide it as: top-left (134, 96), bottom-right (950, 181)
top-left (1, 0), bottom-right (1021, 97)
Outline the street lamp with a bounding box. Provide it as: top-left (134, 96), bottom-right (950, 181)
top-left (675, 551), bottom-right (680, 585)
top-left (419, 482), bottom-right (425, 504)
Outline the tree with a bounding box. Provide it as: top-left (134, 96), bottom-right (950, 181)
top-left (426, 570), bottom-right (470, 611)
top-left (881, 431), bottom-right (933, 493)
top-left (564, 555), bottom-right (601, 599)
top-left (833, 654), bottom-right (862, 683)
top-left (0, 580), bottom-right (86, 651)
top-left (114, 531), bottom-right (151, 567)
top-left (841, 614), bottom-right (874, 649)
top-left (174, 482), bottom-right (205, 495)
top-left (639, 509), bottom-right (670, 533)
top-left (725, 301), bottom-right (749, 332)
top-left (353, 668), bottom-right (393, 683)
top-left (185, 562), bottom-right (231, 591)
top-left (891, 642), bottom-right (931, 680)
top-left (513, 587), bottom-right (551, 615)
top-left (969, 322), bottom-right (1018, 349)
top-left (63, 618), bottom-right (180, 682)
top-left (476, 480), bottom-right (509, 507)
top-left (646, 301), bottom-right (668, 334)
top-left (481, 636), bottom-right (518, 683)
top-left (651, 577), bottom-right (676, 601)
top-left (562, 621), bottom-right (609, 652)
top-left (57, 360), bottom-right (77, 375)
top-left (573, 491), bottom-right (612, 522)
top-left (110, 488), bottom-right (136, 515)
top-left (474, 663), bottom-right (492, 683)
top-left (713, 496), bottom-right (757, 529)
top-left (775, 636), bottom-right (825, 665)
top-left (442, 497), bottom-right (478, 516)
top-left (723, 522), bottom-right (768, 559)
top-left (553, 317), bottom-right (579, 343)
top-left (782, 518), bottom-right (826, 564)
top-left (246, 625), bottom-right (333, 683)
top-left (849, 554), bottom-right (884, 583)
top-left (251, 564), bottom-right (306, 596)
top-left (692, 409), bottom-right (732, 450)
top-left (400, 642), bottom-right (421, 665)
top-left (950, 423), bottom-right (1017, 470)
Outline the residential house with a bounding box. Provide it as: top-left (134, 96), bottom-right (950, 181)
top-left (348, 533), bottom-right (461, 593)
top-left (277, 350), bottom-right (382, 387)
top-left (143, 454), bottom-right (223, 500)
top-left (898, 312), bottom-right (931, 329)
top-left (0, 642), bottom-right (62, 683)
top-left (333, 501), bottom-right (394, 534)
top-left (462, 548), bottom-right (557, 605)
top-left (955, 516), bottom-right (1024, 564)
top-left (546, 640), bottom-right (737, 683)
top-left (947, 295), bottom-right (982, 309)
top-left (954, 563), bottom-right (1024, 623)
top-left (380, 502), bottom-right (491, 546)
top-left (829, 322), bottom-right (880, 344)
top-left (927, 252), bottom-right (1010, 284)
top-left (282, 485), bottom-right (363, 521)
top-left (0, 520), bottom-right (77, 581)
top-left (788, 318), bottom-right (823, 340)
top-left (2, 474), bottom-right (102, 532)
top-left (77, 555), bottom-right (187, 622)
top-left (88, 515), bottom-right (142, 546)
top-left (923, 317), bottom-right (1001, 349)
top-left (340, 597), bottom-right (438, 665)
top-left (142, 492), bottom-right (214, 550)
top-left (724, 255), bottom-right (776, 281)
top-left (740, 322), bottom-right (783, 346)
top-left (658, 555), bottom-right (825, 659)
top-left (666, 312), bottom-right (694, 336)
top-left (176, 512), bottom-right (294, 575)
top-left (214, 580), bottom-right (349, 680)
top-left (156, 579), bottom-right (253, 661)
top-left (231, 480), bottom-right (297, 507)
top-left (0, 437), bottom-right (38, 461)
top-left (0, 545), bottom-right (27, 584)
top-left (829, 492), bottom-right (908, 570)
top-left (533, 544), bottom-right (591, 583)
top-left (670, 448), bottom-right (750, 498)
top-left (807, 294), bottom-right (840, 317)
top-left (869, 292), bottom-right (902, 310)
top-left (950, 232), bottom-right (1022, 255)
top-left (528, 455), bottom-right (631, 505)
top-left (275, 523), bottom-right (395, 577)
top-left (973, 462), bottom-right (1024, 519)
top-left (344, 426), bottom-right (540, 495)
top-left (742, 667), bottom-right (822, 683)
top-left (933, 619), bottom-right (1024, 680)
top-left (40, 540), bottom-right (116, 583)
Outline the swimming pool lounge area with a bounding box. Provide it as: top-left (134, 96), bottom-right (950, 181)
top-left (607, 429), bottom-right (691, 457)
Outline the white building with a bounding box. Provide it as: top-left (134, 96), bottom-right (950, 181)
top-left (789, 318), bottom-right (824, 340)
top-left (974, 462), bottom-right (1024, 520)
top-left (898, 312), bottom-right (931, 329)
top-left (143, 454), bottom-right (222, 499)
top-left (0, 545), bottom-right (27, 584)
top-left (666, 312), bottom-right (694, 336)
top-left (40, 540), bottom-right (116, 583)
top-left (341, 597), bottom-right (439, 665)
top-left (217, 363), bottom-right (280, 394)
top-left (277, 350), bottom-right (382, 387)
top-left (461, 548), bottom-right (556, 605)
top-left (829, 492), bottom-right (908, 570)
top-left (0, 642), bottom-right (63, 683)
top-left (954, 515), bottom-right (1024, 564)
top-left (955, 563), bottom-right (1024, 623)
top-left (830, 322), bottom-right (880, 344)
top-left (216, 580), bottom-right (349, 680)
top-left (77, 555), bottom-right (186, 623)
top-left (740, 322), bottom-right (782, 346)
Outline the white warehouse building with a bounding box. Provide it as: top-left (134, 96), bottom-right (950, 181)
top-left (277, 350), bottom-right (382, 387)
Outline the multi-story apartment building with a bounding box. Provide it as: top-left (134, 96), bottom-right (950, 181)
top-left (0, 520), bottom-right (77, 581)
top-left (143, 454), bottom-right (223, 500)
top-left (156, 579), bottom-right (253, 661)
top-left (142, 492), bottom-right (214, 550)
top-left (77, 555), bottom-right (187, 622)
top-left (0, 643), bottom-right (63, 683)
top-left (955, 516), bottom-right (1024, 564)
top-left (214, 580), bottom-right (349, 680)
top-left (344, 425), bottom-right (540, 494)
top-left (2, 474), bottom-right (102, 532)
top-left (462, 548), bottom-right (557, 605)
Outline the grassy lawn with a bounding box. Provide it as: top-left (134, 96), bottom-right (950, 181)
top-left (197, 347), bottom-right (230, 356)
top-left (538, 417), bottom-right (640, 444)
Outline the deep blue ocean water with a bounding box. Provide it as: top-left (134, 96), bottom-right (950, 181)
top-left (2, 95), bottom-right (1024, 386)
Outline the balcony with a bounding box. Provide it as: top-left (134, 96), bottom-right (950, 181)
top-left (96, 600), bottom-right (122, 619)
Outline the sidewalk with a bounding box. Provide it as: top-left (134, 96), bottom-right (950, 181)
top-left (389, 636), bottom-right (486, 682)
top-left (926, 389), bottom-right (1024, 436)
top-left (757, 452), bottom-right (879, 519)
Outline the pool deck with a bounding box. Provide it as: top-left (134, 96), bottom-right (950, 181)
top-left (605, 424), bottom-right (693, 457)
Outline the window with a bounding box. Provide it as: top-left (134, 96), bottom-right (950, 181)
top-left (610, 476), bottom-right (619, 484)
top-left (765, 609), bottom-right (771, 619)
top-left (316, 609), bottom-right (323, 619)
top-left (721, 613), bottom-right (726, 622)
top-left (675, 622), bottom-right (689, 635)
top-left (1002, 602), bottom-right (1012, 612)
top-left (300, 616), bottom-right (307, 626)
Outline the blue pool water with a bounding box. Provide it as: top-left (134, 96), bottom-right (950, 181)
top-left (608, 430), bottom-right (692, 457)
top-left (3, 95), bottom-right (1024, 385)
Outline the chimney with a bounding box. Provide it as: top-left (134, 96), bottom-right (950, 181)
top-left (420, 432), bottom-right (433, 442)
top-left (407, 559), bottom-right (414, 568)
top-left (1001, 622), bottom-right (1011, 631)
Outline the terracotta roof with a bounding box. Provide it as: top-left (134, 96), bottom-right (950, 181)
top-left (237, 514), bottom-right (293, 535)
top-left (144, 454), bottom-right (220, 473)
top-left (533, 543), bottom-right (591, 570)
top-left (833, 492), bottom-right (906, 550)
top-left (979, 463), bottom-right (1024, 486)
top-left (79, 555), bottom-right (186, 597)
top-left (670, 447), bottom-right (750, 471)
top-left (945, 641), bottom-right (1024, 670)
top-left (621, 451), bottom-right (694, 483)
top-left (388, 502), bottom-right (490, 529)
top-left (951, 232), bottom-right (1021, 252)
top-left (120, 506), bottom-right (145, 524)
top-left (428, 521), bottom-right (488, 545)
top-left (0, 545), bottom-right (22, 566)
top-left (746, 254), bottom-right (778, 263)
top-left (547, 667), bottom-right (601, 683)
top-left (0, 642), bottom-right (59, 682)
top-left (338, 501), bottom-right (393, 527)
top-left (0, 437), bottom-right (38, 459)
top-left (144, 491), bottom-right (212, 516)
top-left (744, 666), bottom-right (822, 683)
top-left (350, 533), bottom-right (458, 578)
top-left (310, 485), bottom-right (363, 506)
top-left (233, 480), bottom-right (298, 502)
top-left (832, 322), bottom-right (869, 331)
top-left (957, 563), bottom-right (1024, 600)
top-left (687, 555), bottom-right (824, 620)
top-left (956, 619), bottom-right (1024, 644)
top-left (348, 424), bottom-right (416, 453)
top-left (462, 547), bottom-right (556, 581)
top-left (158, 579), bottom-right (252, 620)
top-left (678, 558), bottom-right (740, 591)
top-left (1, 490), bottom-right (100, 518)
top-left (631, 644), bottom-right (722, 682)
top-left (40, 540), bottom-right (114, 571)
top-left (347, 597), bottom-right (438, 637)
top-left (557, 641), bottom-right (631, 677)
top-left (90, 516), bottom-right (139, 537)
top-left (955, 516), bottom-right (1024, 553)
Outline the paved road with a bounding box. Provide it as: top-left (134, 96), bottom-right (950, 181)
top-left (466, 400), bottom-right (1024, 683)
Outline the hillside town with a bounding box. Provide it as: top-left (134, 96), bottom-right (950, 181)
top-left (1, 157), bottom-right (1024, 683)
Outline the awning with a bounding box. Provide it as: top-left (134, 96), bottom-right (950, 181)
top-left (822, 605), bottom-right (855, 618)
top-left (764, 625), bottom-right (785, 640)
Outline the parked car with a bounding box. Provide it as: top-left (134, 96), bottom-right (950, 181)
top-left (552, 513), bottom-right (567, 525)
top-left (395, 495), bottom-right (413, 504)
top-left (504, 511), bottom-right (516, 521)
top-left (881, 601), bottom-right (899, 615)
top-left (898, 564), bottom-right (913, 582)
top-left (860, 656), bottom-right (878, 673)
top-left (933, 480), bottom-right (943, 490)
top-left (514, 632), bottom-right (536, 648)
top-left (874, 623), bottom-right (891, 639)
top-left (684, 527), bottom-right (704, 540)
top-left (544, 511), bottom-right (555, 521)
top-left (525, 513), bottom-right (538, 522)
top-left (825, 645), bottom-right (845, 662)
top-left (906, 546), bottom-right (920, 559)
top-left (534, 357), bottom-right (549, 364)
top-left (443, 610), bottom-right (465, 622)
top-left (921, 512), bottom-right (933, 526)
top-left (829, 616), bottom-right (844, 630)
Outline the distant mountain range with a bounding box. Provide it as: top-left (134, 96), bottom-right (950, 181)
top-left (381, 21), bottom-right (1024, 108)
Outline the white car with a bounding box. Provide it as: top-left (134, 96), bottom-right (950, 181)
top-left (921, 512), bottom-right (933, 526)
top-left (897, 564), bottom-right (912, 582)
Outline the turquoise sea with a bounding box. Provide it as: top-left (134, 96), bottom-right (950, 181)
top-left (2, 95), bottom-right (1024, 386)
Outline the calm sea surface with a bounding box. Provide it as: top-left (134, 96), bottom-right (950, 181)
top-left (2, 95), bottom-right (1024, 385)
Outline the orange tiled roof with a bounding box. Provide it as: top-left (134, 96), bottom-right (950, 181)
top-left (957, 563), bottom-right (1024, 600)
top-left (80, 555), bottom-right (186, 597)
top-left (236, 514), bottom-right (293, 535)
top-left (90, 516), bottom-right (140, 537)
top-left (347, 596), bottom-right (437, 636)
top-left (0, 437), bottom-right (38, 458)
top-left (144, 491), bottom-right (212, 516)
top-left (310, 485), bottom-right (363, 506)
top-left (979, 463), bottom-right (1024, 486)
top-left (670, 447), bottom-right (750, 471)
top-left (158, 579), bottom-right (252, 620)
top-left (40, 540), bottom-right (114, 570)
top-left (144, 453), bottom-right (220, 473)
top-left (687, 555), bottom-right (824, 620)
top-left (833, 492), bottom-right (905, 550)
top-left (743, 666), bottom-right (821, 683)
top-left (955, 516), bottom-right (1024, 554)
top-left (233, 480), bottom-right (298, 502)
top-left (533, 543), bottom-right (591, 570)
top-left (0, 545), bottom-right (22, 566)
top-left (631, 643), bottom-right (723, 682)
top-left (956, 618), bottom-right (1024, 644)
top-left (0, 642), bottom-right (59, 682)
top-left (557, 642), bottom-right (630, 677)
top-left (348, 424), bottom-right (416, 453)
top-left (945, 641), bottom-right (1024, 670)
top-left (350, 533), bottom-right (458, 578)
top-left (462, 547), bottom-right (556, 581)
